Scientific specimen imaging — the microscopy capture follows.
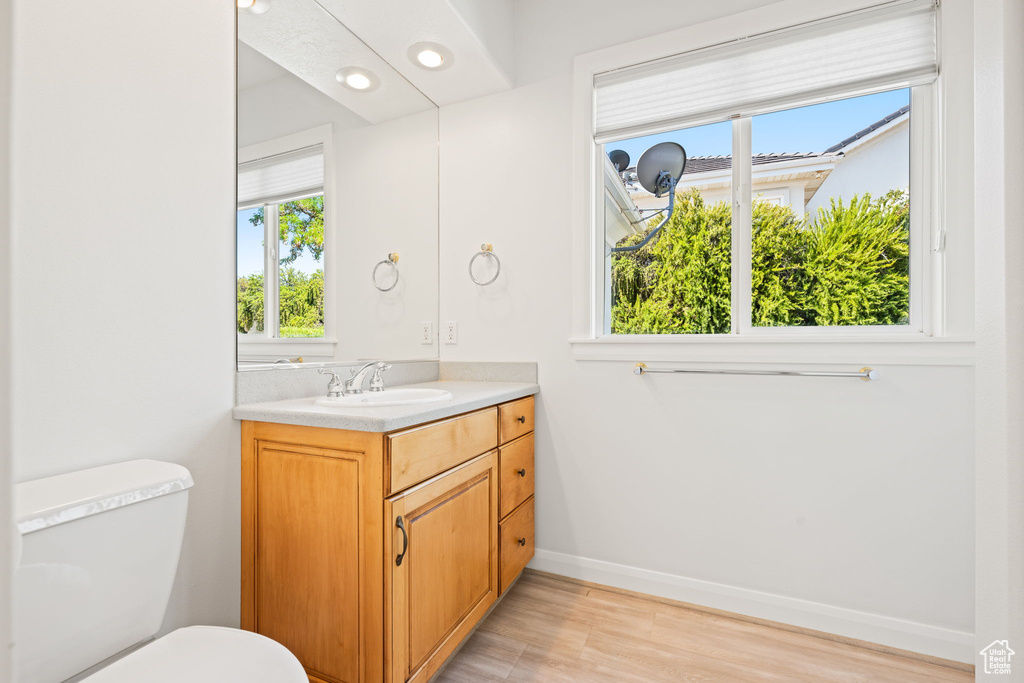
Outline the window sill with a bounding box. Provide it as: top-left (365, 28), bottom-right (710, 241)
top-left (237, 336), bottom-right (338, 361)
top-left (568, 334), bottom-right (975, 366)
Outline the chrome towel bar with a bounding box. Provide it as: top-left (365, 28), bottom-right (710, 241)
top-left (633, 362), bottom-right (880, 381)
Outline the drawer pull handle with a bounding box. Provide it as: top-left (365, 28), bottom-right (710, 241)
top-left (517, 468), bottom-right (527, 477)
top-left (395, 516), bottom-right (408, 567)
top-left (517, 415), bottom-right (526, 424)
top-left (518, 537), bottom-right (527, 546)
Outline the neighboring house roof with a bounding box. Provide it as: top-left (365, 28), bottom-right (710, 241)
top-left (824, 105), bottom-right (910, 153)
top-left (607, 107), bottom-right (911, 238)
top-left (623, 152), bottom-right (822, 178)
top-left (621, 107), bottom-right (909, 179)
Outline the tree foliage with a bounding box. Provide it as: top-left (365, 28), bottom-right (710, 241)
top-left (238, 196), bottom-right (326, 337)
top-left (248, 196), bottom-right (324, 265)
top-left (611, 189), bottom-right (909, 334)
top-left (237, 268), bottom-right (324, 336)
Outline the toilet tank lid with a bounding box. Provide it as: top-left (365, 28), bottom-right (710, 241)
top-left (16, 459), bottom-right (194, 535)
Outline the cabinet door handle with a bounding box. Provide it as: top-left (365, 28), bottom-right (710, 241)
top-left (517, 468), bottom-right (527, 477)
top-left (518, 537), bottom-right (527, 546)
top-left (517, 415), bottom-right (526, 424)
top-left (395, 516), bottom-right (408, 567)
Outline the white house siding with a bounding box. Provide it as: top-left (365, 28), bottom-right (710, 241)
top-left (805, 120), bottom-right (910, 217)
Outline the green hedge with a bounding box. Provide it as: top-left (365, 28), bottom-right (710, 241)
top-left (611, 189), bottom-right (909, 334)
top-left (237, 267), bottom-right (325, 337)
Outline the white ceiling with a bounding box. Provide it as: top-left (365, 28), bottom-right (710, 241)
top-left (317, 0), bottom-right (515, 107)
top-left (237, 42), bottom-right (290, 91)
top-left (238, 0), bottom-right (436, 124)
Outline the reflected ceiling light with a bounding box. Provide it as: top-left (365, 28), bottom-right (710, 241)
top-left (408, 42), bottom-right (454, 71)
top-left (336, 67), bottom-right (379, 92)
top-left (237, 0), bottom-right (270, 13)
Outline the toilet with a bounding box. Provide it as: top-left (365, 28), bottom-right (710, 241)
top-left (13, 459), bottom-right (307, 683)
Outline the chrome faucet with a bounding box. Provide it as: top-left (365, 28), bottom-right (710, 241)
top-left (343, 361), bottom-right (392, 394)
top-left (319, 362), bottom-right (392, 396)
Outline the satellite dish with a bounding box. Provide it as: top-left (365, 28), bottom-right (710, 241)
top-left (636, 142), bottom-right (686, 197)
top-left (608, 149), bottom-right (630, 174)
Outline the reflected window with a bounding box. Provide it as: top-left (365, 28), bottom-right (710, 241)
top-left (237, 143), bottom-right (326, 340)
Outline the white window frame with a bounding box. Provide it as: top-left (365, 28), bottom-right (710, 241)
top-left (237, 125), bottom-right (336, 360)
top-left (570, 0), bottom-right (974, 366)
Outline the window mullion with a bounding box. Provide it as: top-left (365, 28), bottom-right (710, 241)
top-left (731, 117), bottom-right (753, 334)
top-left (264, 204), bottom-right (280, 339)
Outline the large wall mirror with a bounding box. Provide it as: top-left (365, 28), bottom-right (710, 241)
top-left (236, 0), bottom-right (439, 369)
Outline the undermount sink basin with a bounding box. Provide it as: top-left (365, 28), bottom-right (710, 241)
top-left (315, 387), bottom-right (453, 408)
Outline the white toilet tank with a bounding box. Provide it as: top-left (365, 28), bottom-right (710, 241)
top-left (13, 459), bottom-right (195, 683)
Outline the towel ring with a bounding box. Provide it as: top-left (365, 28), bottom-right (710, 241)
top-left (372, 253), bottom-right (400, 292)
top-left (469, 244), bottom-right (501, 286)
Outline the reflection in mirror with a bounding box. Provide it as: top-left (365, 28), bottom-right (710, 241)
top-left (236, 0), bottom-right (439, 370)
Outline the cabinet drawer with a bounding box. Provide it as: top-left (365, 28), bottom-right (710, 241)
top-left (499, 497), bottom-right (534, 594)
top-left (498, 396), bottom-right (534, 444)
top-left (499, 434), bottom-right (534, 519)
top-left (387, 407), bottom-right (497, 494)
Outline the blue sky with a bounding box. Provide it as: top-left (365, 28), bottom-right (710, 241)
top-left (607, 88), bottom-right (910, 164)
top-left (237, 207), bottom-right (321, 278)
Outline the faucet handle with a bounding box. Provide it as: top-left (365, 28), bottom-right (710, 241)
top-left (318, 367), bottom-right (344, 397)
top-left (369, 363), bottom-right (392, 392)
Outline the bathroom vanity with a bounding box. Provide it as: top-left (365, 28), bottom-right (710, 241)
top-left (236, 383), bottom-right (537, 683)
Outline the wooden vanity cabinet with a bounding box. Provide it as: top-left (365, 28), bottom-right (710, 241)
top-left (240, 396), bottom-right (535, 683)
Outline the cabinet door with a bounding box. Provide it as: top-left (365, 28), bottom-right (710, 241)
top-left (242, 421), bottom-right (385, 683)
top-left (385, 451), bottom-right (498, 683)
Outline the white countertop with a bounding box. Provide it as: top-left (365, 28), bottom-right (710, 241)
top-left (232, 380), bottom-right (539, 432)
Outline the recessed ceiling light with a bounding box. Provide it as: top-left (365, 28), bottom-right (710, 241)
top-left (417, 50), bottom-right (444, 68)
top-left (336, 67), bottom-right (379, 92)
top-left (237, 0), bottom-right (270, 13)
top-left (408, 42), bottom-right (454, 71)
top-left (346, 73), bottom-right (371, 89)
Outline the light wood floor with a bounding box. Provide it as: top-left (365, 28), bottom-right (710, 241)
top-left (435, 571), bottom-right (973, 682)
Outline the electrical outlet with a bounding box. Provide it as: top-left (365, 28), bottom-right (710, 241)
top-left (444, 320), bottom-right (458, 345)
top-left (420, 321), bottom-right (433, 345)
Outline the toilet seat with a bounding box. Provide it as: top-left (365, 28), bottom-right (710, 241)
top-left (81, 626), bottom-right (307, 683)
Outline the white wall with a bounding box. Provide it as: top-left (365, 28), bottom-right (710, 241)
top-left (334, 111), bottom-right (439, 361)
top-left (805, 123), bottom-right (909, 217)
top-left (238, 70), bottom-right (440, 363)
top-left (0, 0), bottom-right (12, 676)
top-left (237, 71), bottom-right (368, 148)
top-left (974, 0), bottom-right (1024, 676)
top-left (439, 0), bottom-right (976, 661)
top-left (10, 0), bottom-right (237, 655)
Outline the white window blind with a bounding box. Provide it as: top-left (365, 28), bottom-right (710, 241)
top-left (238, 144), bottom-right (324, 208)
top-left (594, 0), bottom-right (937, 142)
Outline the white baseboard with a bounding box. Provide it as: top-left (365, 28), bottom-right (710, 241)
top-left (528, 548), bottom-right (974, 664)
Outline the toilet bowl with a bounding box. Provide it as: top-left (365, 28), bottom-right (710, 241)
top-left (81, 626), bottom-right (305, 683)
top-left (13, 459), bottom-right (306, 683)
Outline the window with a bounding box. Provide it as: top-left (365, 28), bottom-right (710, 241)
top-left (237, 128), bottom-right (332, 351)
top-left (584, 0), bottom-right (939, 343)
top-left (606, 89), bottom-right (914, 334)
